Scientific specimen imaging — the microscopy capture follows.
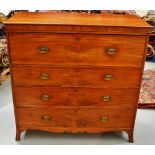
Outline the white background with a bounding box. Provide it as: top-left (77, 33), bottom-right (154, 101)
top-left (0, 0), bottom-right (155, 10)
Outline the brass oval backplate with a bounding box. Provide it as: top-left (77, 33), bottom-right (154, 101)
top-left (101, 96), bottom-right (111, 102)
top-left (106, 48), bottom-right (117, 55)
top-left (41, 94), bottom-right (51, 101)
top-left (41, 115), bottom-right (52, 121)
top-left (104, 74), bottom-right (113, 81)
top-left (40, 73), bottom-right (49, 80)
top-left (39, 46), bottom-right (49, 54)
top-left (100, 116), bottom-right (109, 123)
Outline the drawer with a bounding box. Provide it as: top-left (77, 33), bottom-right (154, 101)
top-left (12, 66), bottom-right (141, 87)
top-left (9, 33), bottom-right (146, 66)
top-left (76, 88), bottom-right (138, 107)
top-left (14, 87), bottom-right (138, 107)
top-left (16, 108), bottom-right (75, 127)
top-left (15, 87), bottom-right (76, 107)
top-left (16, 108), bottom-right (134, 129)
top-left (75, 108), bottom-right (135, 128)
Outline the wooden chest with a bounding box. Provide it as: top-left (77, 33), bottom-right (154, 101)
top-left (5, 12), bottom-right (151, 142)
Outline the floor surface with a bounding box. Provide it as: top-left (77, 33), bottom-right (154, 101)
top-left (0, 62), bottom-right (155, 145)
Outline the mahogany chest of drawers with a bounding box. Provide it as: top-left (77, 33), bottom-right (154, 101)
top-left (5, 12), bottom-right (151, 142)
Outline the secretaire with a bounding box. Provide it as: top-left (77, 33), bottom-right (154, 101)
top-left (5, 12), bottom-right (151, 142)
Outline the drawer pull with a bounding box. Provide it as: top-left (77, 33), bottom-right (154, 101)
top-left (39, 46), bottom-right (49, 54)
top-left (40, 73), bottom-right (49, 80)
top-left (104, 74), bottom-right (113, 81)
top-left (41, 115), bottom-right (52, 121)
top-left (102, 96), bottom-right (111, 102)
top-left (41, 94), bottom-right (51, 101)
top-left (100, 117), bottom-right (109, 123)
top-left (106, 48), bottom-right (117, 55)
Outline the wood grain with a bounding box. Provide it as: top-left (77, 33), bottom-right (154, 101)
top-left (16, 107), bottom-right (134, 129)
top-left (5, 12), bottom-right (151, 142)
top-left (5, 13), bottom-right (151, 35)
top-left (5, 12), bottom-right (150, 27)
top-left (12, 66), bottom-right (141, 87)
top-left (9, 33), bottom-right (146, 66)
top-left (14, 86), bottom-right (138, 108)
top-left (6, 24), bottom-right (150, 35)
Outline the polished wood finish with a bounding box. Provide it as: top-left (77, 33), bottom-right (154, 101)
top-left (4, 12), bottom-right (150, 27)
top-left (12, 66), bottom-right (141, 87)
top-left (5, 12), bottom-right (151, 35)
top-left (9, 33), bottom-right (146, 67)
top-left (14, 87), bottom-right (138, 107)
top-left (5, 12), bottom-right (151, 142)
top-left (16, 108), bottom-right (134, 128)
top-left (5, 24), bottom-right (150, 35)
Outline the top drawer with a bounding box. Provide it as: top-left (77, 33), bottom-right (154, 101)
top-left (9, 33), bottom-right (146, 67)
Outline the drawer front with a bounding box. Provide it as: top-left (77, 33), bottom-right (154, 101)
top-left (76, 88), bottom-right (138, 107)
top-left (12, 67), bottom-right (141, 87)
top-left (75, 108), bottom-right (135, 128)
top-left (9, 33), bottom-right (146, 66)
top-left (14, 87), bottom-right (138, 107)
top-left (15, 87), bottom-right (76, 107)
top-left (16, 108), bottom-right (75, 127)
top-left (16, 108), bottom-right (134, 129)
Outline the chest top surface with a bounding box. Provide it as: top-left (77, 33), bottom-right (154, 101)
top-left (5, 12), bottom-right (151, 27)
top-left (5, 12), bottom-right (152, 35)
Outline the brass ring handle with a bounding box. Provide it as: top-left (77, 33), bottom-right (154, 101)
top-left (41, 94), bottom-right (51, 101)
top-left (41, 115), bottom-right (52, 121)
top-left (101, 96), bottom-right (111, 102)
top-left (39, 46), bottom-right (49, 54)
top-left (40, 73), bottom-right (49, 80)
top-left (100, 116), bottom-right (109, 123)
top-left (106, 48), bottom-right (117, 55)
top-left (104, 74), bottom-right (113, 81)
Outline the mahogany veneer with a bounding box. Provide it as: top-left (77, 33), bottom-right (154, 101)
top-left (5, 12), bottom-right (151, 142)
